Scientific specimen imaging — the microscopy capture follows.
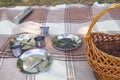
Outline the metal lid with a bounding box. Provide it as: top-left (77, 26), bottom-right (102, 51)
top-left (34, 36), bottom-right (45, 41)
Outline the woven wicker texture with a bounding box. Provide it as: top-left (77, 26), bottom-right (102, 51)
top-left (92, 33), bottom-right (120, 57)
top-left (86, 4), bottom-right (120, 80)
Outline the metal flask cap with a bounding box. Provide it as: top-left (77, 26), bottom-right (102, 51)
top-left (40, 26), bottom-right (49, 36)
top-left (10, 44), bottom-right (22, 57)
top-left (34, 36), bottom-right (45, 48)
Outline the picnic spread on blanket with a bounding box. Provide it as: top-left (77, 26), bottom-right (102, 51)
top-left (0, 2), bottom-right (120, 80)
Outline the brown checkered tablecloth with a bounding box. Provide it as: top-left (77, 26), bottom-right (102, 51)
top-left (0, 3), bottom-right (120, 80)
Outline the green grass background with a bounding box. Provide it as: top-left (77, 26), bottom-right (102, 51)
top-left (0, 0), bottom-right (120, 7)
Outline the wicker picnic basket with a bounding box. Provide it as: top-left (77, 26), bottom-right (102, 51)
top-left (86, 4), bottom-right (120, 80)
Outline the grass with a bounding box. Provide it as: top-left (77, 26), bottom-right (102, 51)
top-left (0, 0), bottom-right (119, 7)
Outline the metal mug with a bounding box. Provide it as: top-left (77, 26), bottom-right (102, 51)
top-left (10, 44), bottom-right (22, 57)
top-left (40, 26), bottom-right (49, 36)
top-left (34, 36), bottom-right (45, 48)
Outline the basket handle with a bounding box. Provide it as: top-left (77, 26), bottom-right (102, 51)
top-left (86, 3), bottom-right (120, 39)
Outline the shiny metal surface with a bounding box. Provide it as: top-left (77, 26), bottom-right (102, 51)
top-left (40, 26), bottom-right (49, 36)
top-left (52, 34), bottom-right (82, 50)
top-left (10, 34), bottom-right (36, 50)
top-left (34, 36), bottom-right (45, 48)
top-left (17, 49), bottom-right (52, 74)
top-left (10, 44), bottom-right (22, 57)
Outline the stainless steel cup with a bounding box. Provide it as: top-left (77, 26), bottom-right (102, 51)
top-left (40, 26), bottom-right (49, 36)
top-left (10, 44), bottom-right (22, 57)
top-left (34, 36), bottom-right (45, 48)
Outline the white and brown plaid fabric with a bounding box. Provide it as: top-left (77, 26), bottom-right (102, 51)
top-left (0, 3), bottom-right (120, 80)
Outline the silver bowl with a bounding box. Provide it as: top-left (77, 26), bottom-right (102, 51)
top-left (17, 49), bottom-right (52, 74)
top-left (52, 34), bottom-right (82, 50)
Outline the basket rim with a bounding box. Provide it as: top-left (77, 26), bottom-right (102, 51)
top-left (86, 3), bottom-right (120, 39)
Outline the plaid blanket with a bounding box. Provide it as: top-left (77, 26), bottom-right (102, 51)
top-left (0, 3), bottom-right (120, 80)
